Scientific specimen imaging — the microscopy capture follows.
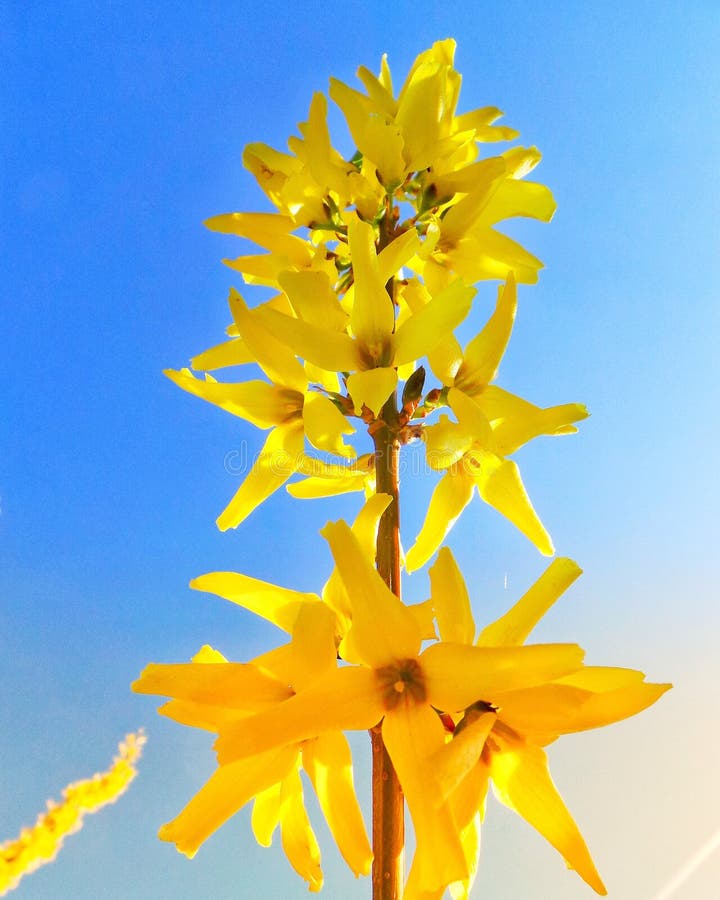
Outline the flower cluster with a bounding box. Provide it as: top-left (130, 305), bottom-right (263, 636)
top-left (0, 732), bottom-right (146, 896)
top-left (166, 38), bottom-right (585, 545)
top-left (136, 40), bottom-right (669, 898)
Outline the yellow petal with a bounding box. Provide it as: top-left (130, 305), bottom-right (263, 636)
top-left (441, 230), bottom-right (543, 285)
top-left (478, 558), bottom-right (582, 647)
top-left (321, 519), bottom-right (422, 667)
top-left (376, 227), bottom-right (421, 284)
top-left (257, 306), bottom-right (360, 371)
top-left (360, 116), bottom-right (406, 187)
top-left (502, 145), bottom-right (542, 178)
top-left (439, 176), bottom-right (505, 247)
top-left (478, 180), bottom-right (557, 227)
top-left (399, 39), bottom-right (456, 91)
top-left (190, 337), bottom-right (254, 372)
top-left (302, 732), bottom-right (372, 877)
top-left (299, 92), bottom-right (353, 202)
top-left (399, 276), bottom-right (431, 314)
top-left (250, 642), bottom-right (297, 684)
top-left (295, 454), bottom-right (372, 478)
top-left (304, 359), bottom-right (340, 393)
top-left (223, 251), bottom-right (300, 286)
top-left (432, 711), bottom-right (495, 803)
top-left (454, 274), bottom-right (517, 392)
top-left (427, 332), bottom-right (464, 385)
top-left (243, 141), bottom-right (301, 205)
top-left (555, 666), bottom-right (646, 692)
top-left (279, 765), bottom-right (323, 892)
top-left (454, 760), bottom-right (491, 826)
top-left (204, 212), bottom-right (309, 263)
top-left (215, 666), bottom-right (384, 764)
top-left (454, 105), bottom-right (505, 130)
top-left (322, 493), bottom-right (392, 629)
top-left (422, 641), bottom-right (585, 712)
top-left (347, 214), bottom-right (394, 365)
top-left (405, 470), bottom-right (475, 573)
top-left (227, 289), bottom-right (308, 393)
top-left (473, 228), bottom-right (545, 283)
top-left (447, 813), bottom-right (483, 900)
top-left (346, 368), bottom-right (398, 416)
top-left (164, 369), bottom-right (301, 428)
top-left (330, 78), bottom-right (406, 187)
top-left (252, 782), bottom-right (282, 847)
top-left (289, 602), bottom-right (338, 691)
top-left (465, 450), bottom-right (554, 556)
top-left (153, 645), bottom-right (257, 729)
top-left (429, 547), bottom-right (476, 645)
top-left (471, 123), bottom-right (520, 143)
top-left (302, 391), bottom-right (356, 458)
top-left (407, 598), bottom-right (438, 641)
top-left (396, 59), bottom-right (460, 171)
top-left (190, 570), bottom-right (319, 633)
top-left (478, 386), bottom-right (589, 455)
top-left (288, 472), bottom-right (369, 499)
top-left (216, 420), bottom-right (304, 531)
top-left (278, 270), bottom-right (348, 332)
top-left (383, 704), bottom-right (469, 892)
top-left (491, 684), bottom-right (590, 736)
top-left (424, 415), bottom-right (474, 470)
top-left (493, 401), bottom-right (589, 455)
top-left (158, 747), bottom-right (297, 858)
top-left (352, 492), bottom-right (393, 556)
top-left (356, 62), bottom-right (397, 115)
top-left (393, 280), bottom-right (475, 367)
top-left (447, 389), bottom-right (493, 445)
top-left (348, 164), bottom-right (386, 221)
top-left (403, 872), bottom-right (449, 900)
top-left (557, 681), bottom-right (672, 734)
top-left (191, 644), bottom-right (228, 663)
top-left (489, 743), bottom-right (607, 894)
top-left (429, 155), bottom-right (506, 201)
top-left (420, 255), bottom-right (453, 295)
top-left (132, 662), bottom-right (292, 708)
top-left (158, 699), bottom-right (250, 732)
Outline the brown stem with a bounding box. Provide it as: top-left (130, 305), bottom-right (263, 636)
top-left (370, 394), bottom-right (404, 900)
top-left (368, 197), bottom-right (405, 900)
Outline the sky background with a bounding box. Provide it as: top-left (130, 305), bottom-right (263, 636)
top-left (2, 1), bottom-right (719, 898)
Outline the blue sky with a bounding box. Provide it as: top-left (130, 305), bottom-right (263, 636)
top-left (2, 2), bottom-right (719, 898)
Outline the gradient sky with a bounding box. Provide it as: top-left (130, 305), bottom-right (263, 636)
top-left (2, 2), bottom-right (719, 898)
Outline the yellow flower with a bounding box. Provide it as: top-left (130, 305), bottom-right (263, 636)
top-left (166, 288), bottom-right (358, 530)
top-left (427, 548), bottom-right (671, 896)
top-left (0, 733), bottom-right (145, 897)
top-left (256, 214), bottom-right (475, 415)
top-left (415, 145), bottom-right (557, 293)
top-left (330, 39), bottom-right (521, 188)
top-left (205, 207), bottom-right (339, 287)
top-left (406, 274), bottom-right (588, 570)
top-left (212, 521), bottom-right (586, 895)
top-left (134, 617), bottom-right (372, 889)
top-left (133, 497), bottom-right (415, 886)
top-left (242, 91), bottom-right (385, 227)
top-left (328, 39), bottom-right (556, 297)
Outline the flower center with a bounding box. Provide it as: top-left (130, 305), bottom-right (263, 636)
top-left (376, 658), bottom-right (426, 710)
top-left (280, 389), bottom-right (305, 421)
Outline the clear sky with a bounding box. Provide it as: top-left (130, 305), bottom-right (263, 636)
top-left (2, 1), bottom-right (719, 898)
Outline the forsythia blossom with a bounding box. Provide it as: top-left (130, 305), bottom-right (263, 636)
top-left (136, 37), bottom-right (669, 899)
top-left (0, 732), bottom-right (145, 896)
top-left (168, 38), bottom-right (573, 541)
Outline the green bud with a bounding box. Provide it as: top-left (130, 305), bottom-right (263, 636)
top-left (402, 366), bottom-right (426, 409)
